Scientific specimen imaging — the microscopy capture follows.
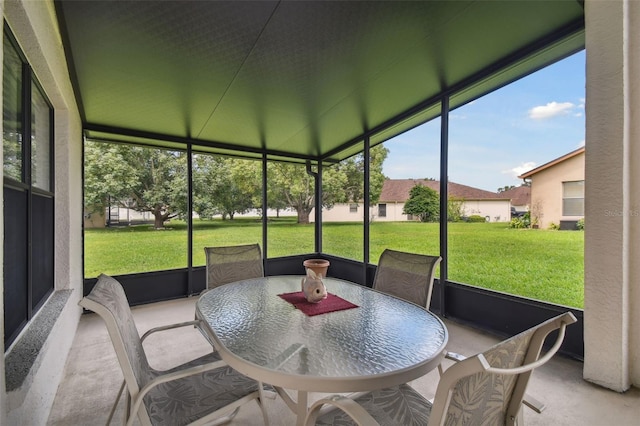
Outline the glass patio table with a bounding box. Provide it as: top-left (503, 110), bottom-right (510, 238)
top-left (195, 275), bottom-right (448, 425)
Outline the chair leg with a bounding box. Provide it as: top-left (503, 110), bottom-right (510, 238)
top-left (208, 407), bottom-right (240, 426)
top-left (516, 405), bottom-right (524, 426)
top-left (106, 380), bottom-right (126, 426)
top-left (258, 382), bottom-right (271, 426)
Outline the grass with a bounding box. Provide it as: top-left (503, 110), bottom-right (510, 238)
top-left (84, 218), bottom-right (584, 308)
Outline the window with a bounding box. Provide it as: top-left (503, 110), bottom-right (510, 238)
top-left (563, 180), bottom-right (585, 216)
top-left (3, 26), bottom-right (54, 348)
top-left (378, 203), bottom-right (386, 217)
top-left (349, 203), bottom-right (358, 213)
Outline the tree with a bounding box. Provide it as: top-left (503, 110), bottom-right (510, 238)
top-left (447, 196), bottom-right (465, 222)
top-left (192, 154), bottom-right (229, 219)
top-left (403, 184), bottom-right (439, 222)
top-left (267, 162), bottom-right (347, 224)
top-left (84, 141), bottom-right (138, 216)
top-left (497, 185), bottom-right (516, 193)
top-left (84, 142), bottom-right (188, 229)
top-left (85, 141), bottom-right (390, 226)
top-left (329, 145), bottom-right (389, 206)
top-left (123, 146), bottom-right (188, 228)
top-left (192, 155), bottom-right (262, 220)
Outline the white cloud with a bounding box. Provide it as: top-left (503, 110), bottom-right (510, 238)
top-left (528, 101), bottom-right (575, 119)
top-left (503, 161), bottom-right (537, 179)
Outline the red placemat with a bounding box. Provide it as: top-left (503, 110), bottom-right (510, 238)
top-left (278, 291), bottom-right (359, 316)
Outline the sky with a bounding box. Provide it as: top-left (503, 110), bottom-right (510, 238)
top-left (382, 50), bottom-right (586, 193)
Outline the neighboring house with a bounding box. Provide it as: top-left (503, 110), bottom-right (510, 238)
top-left (499, 185), bottom-right (531, 214)
top-left (316, 179), bottom-right (511, 222)
top-left (519, 147), bottom-right (585, 229)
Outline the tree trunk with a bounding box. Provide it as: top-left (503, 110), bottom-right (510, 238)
top-left (153, 214), bottom-right (165, 229)
top-left (298, 209), bottom-right (310, 224)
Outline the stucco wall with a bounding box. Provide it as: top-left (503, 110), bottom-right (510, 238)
top-left (373, 202), bottom-right (408, 222)
top-left (529, 152), bottom-right (585, 229)
top-left (584, 0), bottom-right (639, 391)
top-left (2, 0), bottom-right (84, 424)
top-left (318, 200), bottom-right (510, 223)
top-left (318, 203), bottom-right (367, 222)
top-left (460, 200), bottom-right (511, 223)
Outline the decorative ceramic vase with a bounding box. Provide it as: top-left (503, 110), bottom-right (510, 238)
top-left (303, 258), bottom-right (330, 277)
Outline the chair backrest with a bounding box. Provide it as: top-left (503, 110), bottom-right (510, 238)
top-left (372, 249), bottom-right (442, 308)
top-left (204, 243), bottom-right (263, 289)
top-left (79, 274), bottom-right (152, 398)
top-left (430, 312), bottom-right (577, 426)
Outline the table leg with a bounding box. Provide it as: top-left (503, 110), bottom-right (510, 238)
top-left (273, 386), bottom-right (310, 426)
top-left (295, 391), bottom-right (309, 426)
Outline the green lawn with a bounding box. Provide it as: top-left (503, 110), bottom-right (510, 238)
top-left (84, 218), bottom-right (584, 308)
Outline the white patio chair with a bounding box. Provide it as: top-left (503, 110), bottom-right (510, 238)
top-left (305, 311), bottom-right (577, 426)
top-left (373, 249), bottom-right (442, 309)
top-left (80, 273), bottom-right (270, 426)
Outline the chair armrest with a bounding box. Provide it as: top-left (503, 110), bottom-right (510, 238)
top-left (445, 351), bottom-right (467, 362)
top-left (438, 351), bottom-right (467, 376)
top-left (304, 395), bottom-right (379, 426)
top-left (440, 350), bottom-right (545, 413)
top-left (140, 319), bottom-right (203, 342)
top-left (126, 358), bottom-right (229, 426)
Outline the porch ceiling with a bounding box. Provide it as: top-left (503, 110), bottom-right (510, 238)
top-left (55, 0), bottom-right (584, 163)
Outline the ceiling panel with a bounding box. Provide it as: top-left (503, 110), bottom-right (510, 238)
top-left (56, 0), bottom-right (584, 162)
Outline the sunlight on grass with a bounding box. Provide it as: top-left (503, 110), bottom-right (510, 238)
top-left (84, 219), bottom-right (584, 308)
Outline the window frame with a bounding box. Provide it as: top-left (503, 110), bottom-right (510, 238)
top-left (3, 24), bottom-right (55, 348)
top-left (378, 203), bottom-right (386, 217)
top-left (562, 180), bottom-right (584, 216)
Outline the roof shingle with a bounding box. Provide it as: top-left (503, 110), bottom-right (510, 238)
top-left (378, 179), bottom-right (503, 202)
top-left (498, 185), bottom-right (531, 206)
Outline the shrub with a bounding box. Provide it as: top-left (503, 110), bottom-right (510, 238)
top-left (577, 217), bottom-right (585, 230)
top-left (510, 218), bottom-right (525, 229)
top-left (548, 222), bottom-right (560, 230)
top-left (509, 211), bottom-right (531, 229)
top-left (467, 215), bottom-right (486, 223)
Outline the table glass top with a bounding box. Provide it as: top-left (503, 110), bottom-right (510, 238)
top-left (196, 276), bottom-right (447, 381)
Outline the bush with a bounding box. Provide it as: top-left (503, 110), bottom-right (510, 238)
top-left (467, 215), bottom-right (486, 223)
top-left (577, 217), bottom-right (585, 230)
top-left (548, 222), bottom-right (560, 230)
top-left (509, 211), bottom-right (531, 229)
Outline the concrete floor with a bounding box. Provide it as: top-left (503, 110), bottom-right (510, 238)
top-left (48, 297), bottom-right (640, 425)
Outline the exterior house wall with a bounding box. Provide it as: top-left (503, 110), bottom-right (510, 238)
top-left (460, 200), bottom-right (511, 222)
top-left (313, 203), bottom-right (366, 222)
top-left (529, 152), bottom-right (584, 229)
top-left (375, 202), bottom-right (408, 222)
top-left (2, 1), bottom-right (84, 424)
top-left (315, 199), bottom-right (511, 223)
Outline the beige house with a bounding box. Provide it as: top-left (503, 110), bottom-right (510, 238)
top-left (317, 179), bottom-right (511, 222)
top-left (519, 147), bottom-right (585, 229)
